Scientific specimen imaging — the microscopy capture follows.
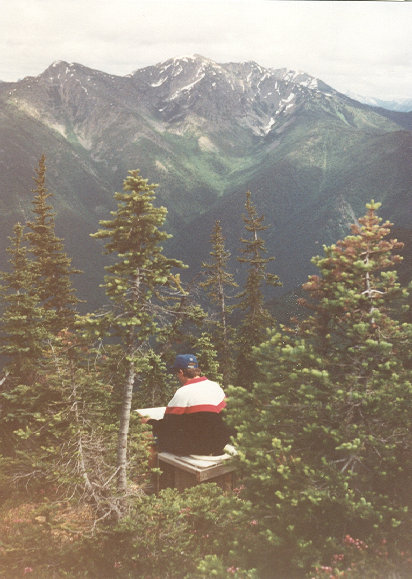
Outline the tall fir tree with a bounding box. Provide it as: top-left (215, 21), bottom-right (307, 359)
top-left (90, 170), bottom-right (186, 496)
top-left (0, 158), bottom-right (87, 491)
top-left (201, 220), bottom-right (237, 385)
top-left (235, 191), bottom-right (281, 388)
top-left (25, 155), bottom-right (81, 334)
top-left (228, 201), bottom-right (412, 577)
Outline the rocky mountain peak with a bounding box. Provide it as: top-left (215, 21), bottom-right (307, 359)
top-left (128, 55), bottom-right (310, 132)
top-left (127, 55), bottom-right (345, 135)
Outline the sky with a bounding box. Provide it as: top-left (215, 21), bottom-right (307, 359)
top-left (1, 0), bottom-right (412, 101)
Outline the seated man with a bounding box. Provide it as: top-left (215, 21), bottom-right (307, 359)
top-left (147, 354), bottom-right (231, 456)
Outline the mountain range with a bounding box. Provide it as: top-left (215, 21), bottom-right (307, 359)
top-left (0, 55), bottom-right (411, 314)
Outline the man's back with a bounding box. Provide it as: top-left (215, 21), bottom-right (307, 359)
top-left (150, 375), bottom-right (231, 455)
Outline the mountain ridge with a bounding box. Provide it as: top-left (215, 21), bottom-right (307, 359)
top-left (0, 55), bottom-right (411, 309)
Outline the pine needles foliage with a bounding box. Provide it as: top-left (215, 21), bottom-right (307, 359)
top-left (227, 201), bottom-right (412, 577)
top-left (1, 160), bottom-right (411, 579)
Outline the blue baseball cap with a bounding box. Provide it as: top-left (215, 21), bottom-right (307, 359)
top-left (170, 354), bottom-right (198, 371)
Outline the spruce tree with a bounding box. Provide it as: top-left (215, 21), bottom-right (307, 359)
top-left (228, 201), bottom-right (412, 577)
top-left (0, 158), bottom-right (83, 487)
top-left (25, 155), bottom-right (81, 333)
top-left (235, 191), bottom-right (281, 388)
top-left (90, 170), bottom-right (186, 495)
top-left (201, 220), bottom-right (237, 385)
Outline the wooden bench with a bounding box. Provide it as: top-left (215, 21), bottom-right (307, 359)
top-left (157, 449), bottom-right (237, 492)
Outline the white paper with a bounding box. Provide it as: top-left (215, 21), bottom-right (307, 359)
top-left (135, 406), bottom-right (166, 420)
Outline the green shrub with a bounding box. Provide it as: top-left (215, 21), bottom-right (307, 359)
top-left (1, 485), bottom-right (259, 578)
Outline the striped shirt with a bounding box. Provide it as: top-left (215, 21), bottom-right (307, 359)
top-left (165, 376), bottom-right (227, 415)
top-left (150, 376), bottom-right (231, 455)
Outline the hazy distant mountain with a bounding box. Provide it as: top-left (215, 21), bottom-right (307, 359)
top-left (344, 91), bottom-right (412, 112)
top-left (0, 55), bottom-right (411, 311)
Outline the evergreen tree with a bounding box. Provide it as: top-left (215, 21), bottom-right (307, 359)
top-left (299, 200), bottom-right (410, 368)
top-left (90, 170), bottom-right (186, 496)
top-left (26, 155), bottom-right (81, 333)
top-left (235, 191), bottom-right (281, 388)
top-left (0, 223), bottom-right (51, 455)
top-left (228, 201), bottom-right (412, 577)
top-left (200, 220), bottom-right (237, 385)
top-left (0, 159), bottom-right (88, 493)
top-left (36, 329), bottom-right (141, 515)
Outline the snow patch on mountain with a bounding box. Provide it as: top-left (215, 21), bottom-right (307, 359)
top-left (263, 117), bottom-right (276, 134)
top-left (170, 73), bottom-right (206, 100)
top-left (150, 78), bottom-right (167, 88)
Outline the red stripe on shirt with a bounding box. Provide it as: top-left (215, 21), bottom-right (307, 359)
top-left (165, 398), bottom-right (227, 415)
